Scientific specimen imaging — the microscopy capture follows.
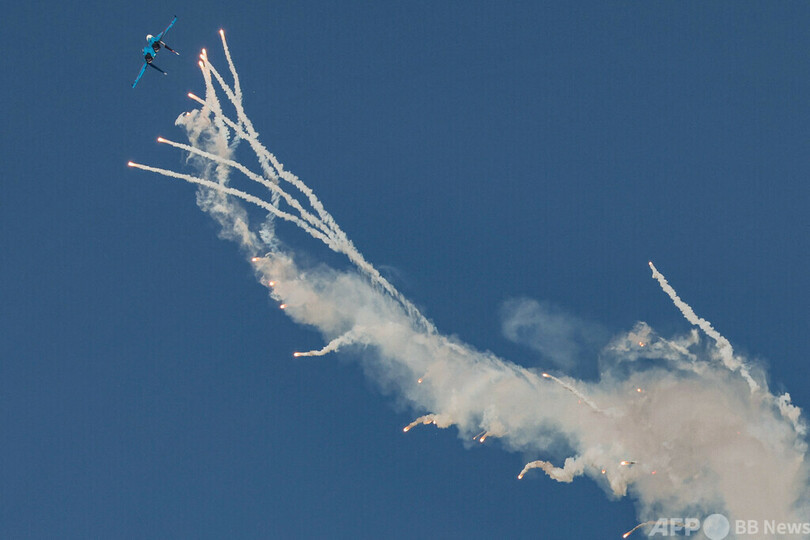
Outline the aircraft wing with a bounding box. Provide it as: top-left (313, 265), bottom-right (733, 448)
top-left (132, 62), bottom-right (148, 88)
top-left (155, 15), bottom-right (177, 42)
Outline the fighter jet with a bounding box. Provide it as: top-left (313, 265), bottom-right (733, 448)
top-left (132, 16), bottom-right (179, 88)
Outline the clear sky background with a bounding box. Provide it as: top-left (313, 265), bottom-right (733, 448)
top-left (2, 2), bottom-right (810, 538)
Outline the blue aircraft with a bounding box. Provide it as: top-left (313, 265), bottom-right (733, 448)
top-left (132, 16), bottom-right (179, 88)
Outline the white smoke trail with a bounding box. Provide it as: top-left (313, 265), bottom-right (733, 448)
top-left (540, 372), bottom-right (602, 413)
top-left (777, 393), bottom-right (807, 436)
top-left (193, 42), bottom-right (433, 333)
top-left (180, 57), bottom-right (262, 255)
top-left (517, 459), bottom-right (576, 481)
top-left (196, 53), bottom-right (230, 141)
top-left (127, 161), bottom-right (335, 247)
top-left (622, 520), bottom-right (656, 538)
top-left (622, 519), bottom-right (696, 539)
top-left (139, 126), bottom-right (425, 334)
top-left (218, 30), bottom-right (244, 126)
top-left (403, 414), bottom-right (439, 432)
top-left (129, 31), bottom-right (810, 538)
top-left (202, 59), bottom-right (346, 242)
top-left (648, 261), bottom-right (758, 392)
top-left (156, 136), bottom-right (328, 236)
top-left (186, 89), bottom-right (343, 244)
top-left (648, 262), bottom-right (808, 437)
top-left (603, 322), bottom-right (707, 377)
top-left (294, 328), bottom-right (366, 357)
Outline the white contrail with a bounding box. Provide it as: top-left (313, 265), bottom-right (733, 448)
top-left (517, 452), bottom-right (636, 494)
top-left (127, 161), bottom-right (335, 247)
top-left (517, 458), bottom-right (580, 482)
top-left (189, 69), bottom-right (280, 215)
top-left (195, 55), bottom-right (434, 332)
top-left (218, 30), bottom-right (244, 123)
top-left (135, 138), bottom-right (424, 330)
top-left (294, 328), bottom-right (365, 357)
top-left (204, 56), bottom-right (344, 241)
top-left (157, 136), bottom-right (328, 236)
top-left (648, 261), bottom-right (758, 392)
top-left (191, 47), bottom-right (347, 261)
top-left (185, 55), bottom-right (260, 252)
top-left (541, 372), bottom-right (601, 412)
top-left (204, 63), bottom-right (244, 128)
top-left (198, 46), bottom-right (352, 252)
top-left (186, 91), bottom-right (289, 223)
top-left (183, 49), bottom-right (431, 331)
top-left (197, 55), bottom-right (230, 140)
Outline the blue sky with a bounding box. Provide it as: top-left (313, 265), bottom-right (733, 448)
top-left (2, 2), bottom-right (810, 538)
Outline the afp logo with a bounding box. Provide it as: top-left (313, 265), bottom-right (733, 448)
top-left (646, 514), bottom-right (730, 539)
